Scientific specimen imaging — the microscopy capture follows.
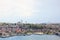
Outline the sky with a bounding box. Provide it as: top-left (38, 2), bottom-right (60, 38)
top-left (0, 0), bottom-right (60, 23)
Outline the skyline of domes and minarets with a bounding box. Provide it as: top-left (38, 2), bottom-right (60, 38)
top-left (0, 0), bottom-right (60, 39)
top-left (0, 20), bottom-right (60, 38)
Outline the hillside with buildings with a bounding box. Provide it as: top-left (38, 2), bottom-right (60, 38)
top-left (0, 22), bottom-right (60, 38)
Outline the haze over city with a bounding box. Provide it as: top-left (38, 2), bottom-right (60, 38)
top-left (0, 0), bottom-right (60, 23)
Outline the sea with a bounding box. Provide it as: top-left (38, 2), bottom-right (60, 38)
top-left (0, 35), bottom-right (60, 40)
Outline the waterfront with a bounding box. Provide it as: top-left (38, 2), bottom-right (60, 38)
top-left (0, 35), bottom-right (60, 40)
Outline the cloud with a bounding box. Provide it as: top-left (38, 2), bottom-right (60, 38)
top-left (0, 0), bottom-right (34, 18)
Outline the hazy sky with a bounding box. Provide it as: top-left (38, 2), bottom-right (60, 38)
top-left (0, 0), bottom-right (60, 23)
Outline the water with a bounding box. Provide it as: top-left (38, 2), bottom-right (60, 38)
top-left (0, 35), bottom-right (60, 40)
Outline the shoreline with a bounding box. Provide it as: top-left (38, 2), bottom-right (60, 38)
top-left (0, 32), bottom-right (60, 38)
